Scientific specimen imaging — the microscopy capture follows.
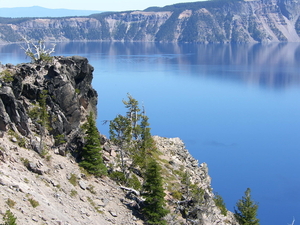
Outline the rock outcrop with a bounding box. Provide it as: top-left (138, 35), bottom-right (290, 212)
top-left (1, 0), bottom-right (300, 43)
top-left (0, 56), bottom-right (97, 155)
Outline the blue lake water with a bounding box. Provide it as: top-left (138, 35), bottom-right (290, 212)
top-left (1, 42), bottom-right (299, 224)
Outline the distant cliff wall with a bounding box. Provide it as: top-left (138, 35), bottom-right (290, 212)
top-left (1, 0), bottom-right (300, 43)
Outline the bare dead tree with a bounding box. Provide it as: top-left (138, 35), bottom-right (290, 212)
top-left (19, 36), bottom-right (56, 63)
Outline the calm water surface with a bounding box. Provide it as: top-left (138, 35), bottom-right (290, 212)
top-left (1, 42), bottom-right (299, 224)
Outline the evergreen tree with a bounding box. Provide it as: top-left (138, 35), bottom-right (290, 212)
top-left (142, 160), bottom-right (169, 225)
top-left (80, 112), bottom-right (107, 177)
top-left (133, 113), bottom-right (156, 169)
top-left (2, 209), bottom-right (17, 225)
top-left (109, 94), bottom-right (156, 172)
top-left (122, 93), bottom-right (141, 141)
top-left (109, 114), bottom-right (132, 175)
top-left (234, 188), bottom-right (259, 225)
top-left (37, 90), bottom-right (49, 154)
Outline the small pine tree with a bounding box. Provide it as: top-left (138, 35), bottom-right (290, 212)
top-left (109, 114), bottom-right (132, 175)
top-left (80, 112), bottom-right (107, 177)
top-left (38, 90), bottom-right (49, 154)
top-left (2, 209), bottom-right (17, 225)
top-left (234, 188), bottom-right (259, 225)
top-left (142, 160), bottom-right (169, 225)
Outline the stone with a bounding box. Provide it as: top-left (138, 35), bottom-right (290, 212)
top-left (78, 180), bottom-right (86, 190)
top-left (109, 210), bottom-right (118, 217)
top-left (11, 137), bottom-right (17, 143)
top-left (50, 179), bottom-right (59, 187)
top-left (27, 162), bottom-right (43, 175)
top-left (32, 216), bottom-right (38, 222)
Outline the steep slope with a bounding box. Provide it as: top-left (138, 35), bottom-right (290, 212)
top-left (0, 57), bottom-right (239, 224)
top-left (1, 0), bottom-right (300, 43)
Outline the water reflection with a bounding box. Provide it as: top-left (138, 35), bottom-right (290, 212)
top-left (0, 42), bottom-right (299, 89)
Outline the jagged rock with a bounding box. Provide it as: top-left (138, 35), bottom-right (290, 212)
top-left (31, 139), bottom-right (42, 154)
top-left (0, 56), bottom-right (97, 159)
top-left (27, 162), bottom-right (43, 175)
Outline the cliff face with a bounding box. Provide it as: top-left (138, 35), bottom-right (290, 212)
top-left (1, 0), bottom-right (300, 43)
top-left (0, 56), bottom-right (97, 155)
top-left (0, 57), bottom-right (238, 224)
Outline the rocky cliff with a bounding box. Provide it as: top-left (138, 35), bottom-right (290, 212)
top-left (0, 57), bottom-right (239, 224)
top-left (1, 0), bottom-right (300, 43)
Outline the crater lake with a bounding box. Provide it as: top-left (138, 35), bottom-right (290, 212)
top-left (1, 42), bottom-right (299, 224)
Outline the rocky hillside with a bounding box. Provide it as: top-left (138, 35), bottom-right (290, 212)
top-left (0, 56), bottom-right (238, 224)
top-left (1, 0), bottom-right (300, 43)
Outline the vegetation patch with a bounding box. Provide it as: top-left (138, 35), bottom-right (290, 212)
top-left (0, 69), bottom-right (14, 83)
top-left (68, 173), bottom-right (77, 186)
top-left (20, 157), bottom-right (30, 168)
top-left (214, 193), bottom-right (227, 216)
top-left (6, 198), bottom-right (16, 208)
top-left (2, 209), bottom-right (17, 225)
top-left (70, 189), bottom-right (78, 197)
top-left (28, 198), bottom-right (39, 208)
top-left (87, 197), bottom-right (103, 214)
top-left (8, 130), bottom-right (26, 148)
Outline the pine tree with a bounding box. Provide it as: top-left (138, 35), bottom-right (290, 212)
top-left (80, 112), bottom-right (107, 177)
top-left (142, 160), bottom-right (169, 225)
top-left (109, 114), bottom-right (132, 174)
top-left (38, 90), bottom-right (49, 155)
top-left (234, 188), bottom-right (259, 225)
top-left (122, 93), bottom-right (141, 141)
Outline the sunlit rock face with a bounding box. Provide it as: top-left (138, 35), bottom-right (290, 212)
top-left (1, 0), bottom-right (300, 43)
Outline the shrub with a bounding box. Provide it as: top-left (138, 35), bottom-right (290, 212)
top-left (6, 198), bottom-right (16, 208)
top-left (28, 198), bottom-right (39, 208)
top-left (127, 174), bottom-right (141, 190)
top-left (109, 171), bottom-right (126, 184)
top-left (54, 134), bottom-right (66, 146)
top-left (24, 178), bottom-right (29, 183)
top-left (20, 158), bottom-right (30, 168)
top-left (70, 189), bottom-right (78, 197)
top-left (68, 173), bottom-right (77, 186)
top-left (87, 197), bottom-right (103, 214)
top-left (172, 190), bottom-right (182, 200)
top-left (87, 185), bottom-right (97, 195)
top-left (0, 70), bottom-right (14, 83)
top-left (2, 209), bottom-right (17, 225)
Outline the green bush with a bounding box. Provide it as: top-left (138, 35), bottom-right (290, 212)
top-left (127, 174), bottom-right (141, 190)
top-left (54, 134), bottom-right (66, 146)
top-left (172, 190), bottom-right (182, 200)
top-left (2, 209), bottom-right (17, 225)
top-left (109, 171), bottom-right (126, 184)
